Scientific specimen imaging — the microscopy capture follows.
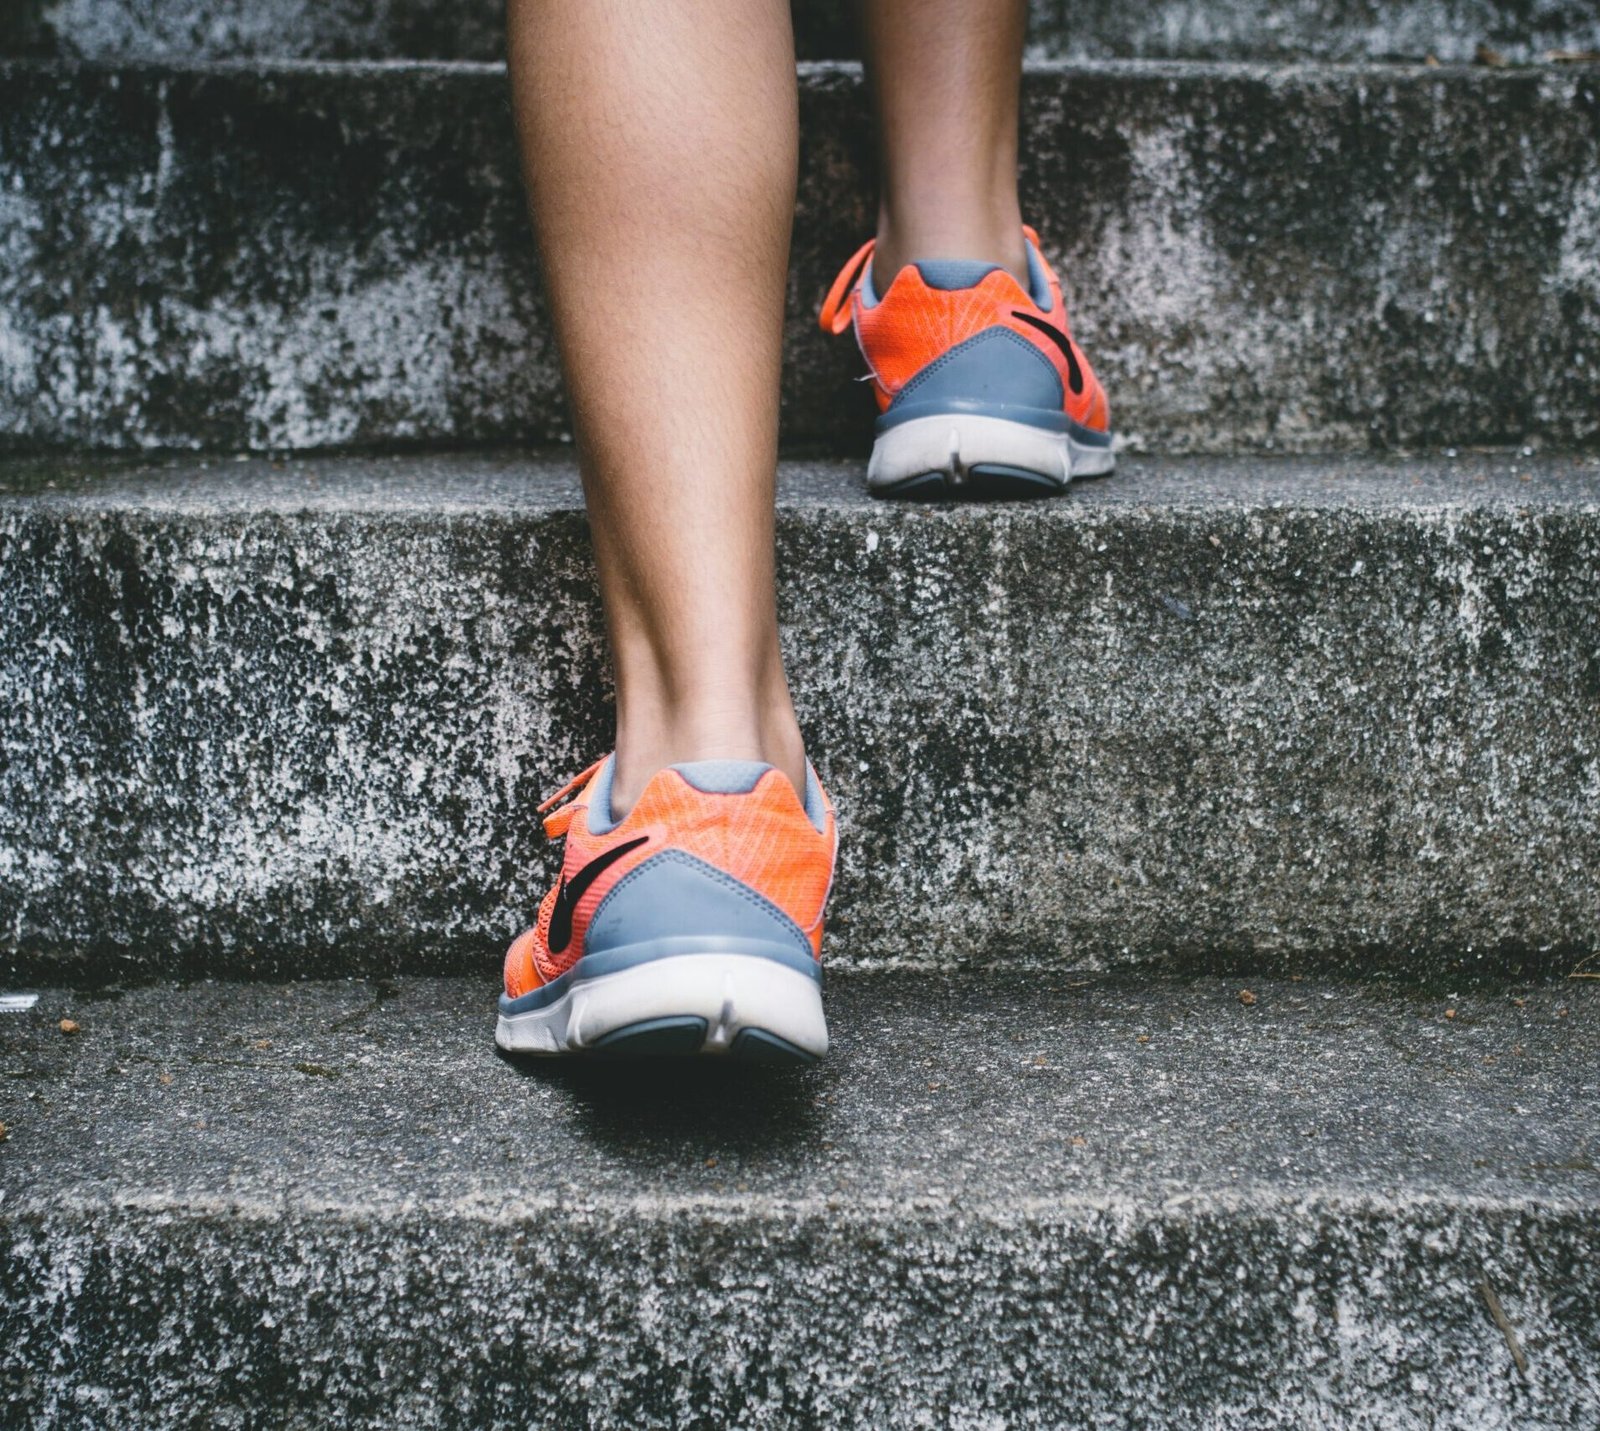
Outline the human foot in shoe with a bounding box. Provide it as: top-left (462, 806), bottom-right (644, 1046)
top-left (497, 756), bottom-right (837, 1062)
top-left (820, 227), bottom-right (1113, 498)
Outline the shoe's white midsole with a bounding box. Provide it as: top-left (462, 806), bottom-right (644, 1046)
top-left (867, 411), bottom-right (1115, 489)
top-left (495, 952), bottom-right (828, 1057)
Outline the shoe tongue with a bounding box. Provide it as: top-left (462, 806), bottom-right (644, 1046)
top-left (913, 259), bottom-right (1004, 291)
top-left (672, 759), bottom-right (828, 835)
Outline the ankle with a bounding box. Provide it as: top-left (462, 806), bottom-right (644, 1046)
top-left (611, 706), bottom-right (807, 818)
top-left (873, 207), bottom-right (1028, 294)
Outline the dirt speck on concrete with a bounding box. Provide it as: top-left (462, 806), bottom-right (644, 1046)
top-left (293, 1062), bottom-right (340, 1079)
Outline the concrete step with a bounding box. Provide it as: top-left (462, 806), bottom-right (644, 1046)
top-left (2, 451), bottom-right (1597, 982)
top-left (2, 972), bottom-right (1595, 1426)
top-left (2, 60), bottom-right (1596, 455)
top-left (7, 0), bottom-right (1599, 65)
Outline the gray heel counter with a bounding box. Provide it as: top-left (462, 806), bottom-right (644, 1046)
top-left (585, 850), bottom-right (812, 960)
top-left (889, 327), bottom-right (1064, 415)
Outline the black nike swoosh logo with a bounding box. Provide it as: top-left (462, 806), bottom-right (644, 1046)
top-left (547, 836), bottom-right (649, 954)
top-left (1011, 310), bottom-right (1085, 395)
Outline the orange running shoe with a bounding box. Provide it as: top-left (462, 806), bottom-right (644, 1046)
top-left (497, 756), bottom-right (838, 1062)
top-left (819, 226), bottom-right (1113, 498)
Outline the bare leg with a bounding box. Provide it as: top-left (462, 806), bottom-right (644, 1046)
top-left (861, 0), bottom-right (1031, 289)
top-left (508, 0), bottom-right (805, 814)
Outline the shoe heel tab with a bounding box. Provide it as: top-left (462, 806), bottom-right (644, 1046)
top-left (667, 761), bottom-right (831, 836)
top-left (670, 760), bottom-right (773, 796)
top-left (912, 259), bottom-right (1004, 291)
top-left (879, 259), bottom-right (1032, 311)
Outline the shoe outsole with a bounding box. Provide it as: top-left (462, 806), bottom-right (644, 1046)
top-left (881, 460), bottom-right (1119, 502)
top-left (581, 1017), bottom-right (818, 1064)
top-left (507, 1016), bottom-right (819, 1065)
top-left (883, 462), bottom-right (1061, 501)
top-left (867, 411), bottom-right (1115, 500)
top-left (591, 1015), bottom-right (710, 1057)
top-left (496, 952), bottom-right (827, 1063)
top-left (729, 1027), bottom-right (820, 1065)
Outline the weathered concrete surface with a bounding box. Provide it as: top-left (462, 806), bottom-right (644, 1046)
top-left (6, 0), bottom-right (1598, 63)
top-left (1, 452), bottom-right (1597, 981)
top-left (1024, 0), bottom-right (1600, 62)
top-left (2, 62), bottom-right (1598, 454)
top-left (1, 974), bottom-right (1596, 1427)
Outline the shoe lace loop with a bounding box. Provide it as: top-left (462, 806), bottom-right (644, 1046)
top-left (537, 757), bottom-right (605, 839)
top-left (818, 238), bottom-right (875, 336)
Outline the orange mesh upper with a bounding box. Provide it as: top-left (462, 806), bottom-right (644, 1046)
top-left (819, 230), bottom-right (1109, 435)
top-left (503, 762), bottom-right (837, 999)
